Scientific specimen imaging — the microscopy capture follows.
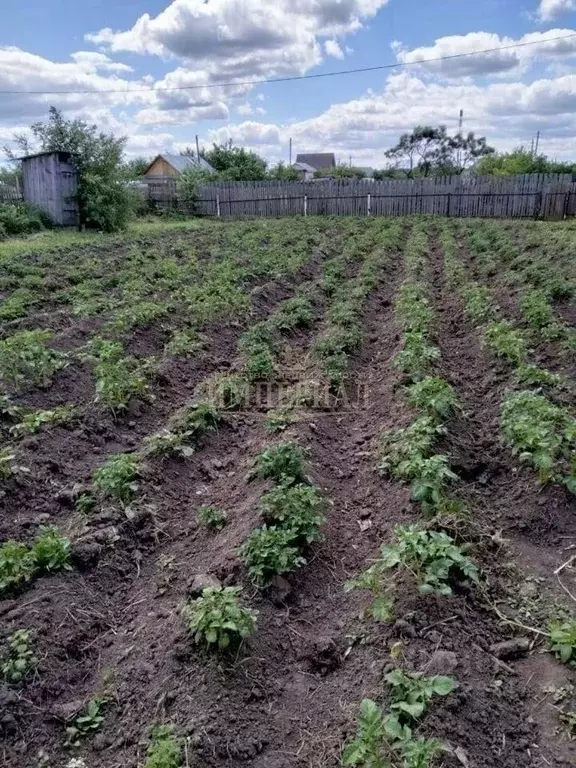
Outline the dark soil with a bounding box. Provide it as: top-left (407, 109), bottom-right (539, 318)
top-left (1, 224), bottom-right (575, 768)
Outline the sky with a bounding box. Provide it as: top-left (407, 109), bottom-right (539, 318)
top-left (1, 0), bottom-right (576, 168)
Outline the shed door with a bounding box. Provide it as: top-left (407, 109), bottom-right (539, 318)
top-left (59, 168), bottom-right (79, 226)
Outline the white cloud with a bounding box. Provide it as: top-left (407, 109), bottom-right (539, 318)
top-left (207, 69), bottom-right (576, 166)
top-left (325, 39), bottom-right (345, 59)
top-left (537, 0), bottom-right (576, 21)
top-left (393, 28), bottom-right (576, 78)
top-left (87, 0), bottom-right (389, 83)
top-left (70, 51), bottom-right (133, 73)
top-left (237, 102), bottom-right (253, 116)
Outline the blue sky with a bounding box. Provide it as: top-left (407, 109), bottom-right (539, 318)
top-left (1, 0), bottom-right (576, 166)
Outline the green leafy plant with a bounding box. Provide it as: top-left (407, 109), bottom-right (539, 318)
top-left (395, 283), bottom-right (434, 334)
top-left (501, 390), bottom-right (575, 487)
top-left (272, 295), bottom-right (314, 332)
top-left (94, 352), bottom-right (150, 415)
top-left (144, 429), bottom-right (196, 459)
top-left (211, 374), bottom-right (249, 410)
top-left (0, 541), bottom-right (36, 594)
top-left (405, 377), bottom-right (458, 419)
top-left (238, 525), bottom-right (305, 585)
top-left (197, 506), bottom-right (227, 530)
top-left (174, 401), bottom-right (221, 435)
top-left (145, 724), bottom-right (183, 768)
top-left (253, 442), bottom-right (307, 484)
top-left (65, 698), bottom-right (107, 746)
top-left (515, 364), bottom-right (565, 390)
top-left (342, 698), bottom-right (386, 767)
top-left (165, 328), bottom-right (202, 358)
top-left (32, 526), bottom-right (72, 573)
top-left (183, 586), bottom-right (257, 650)
top-left (75, 493), bottom-right (97, 515)
top-left (461, 283), bottom-right (497, 323)
top-left (520, 289), bottom-right (555, 332)
top-left (386, 669), bottom-right (455, 720)
top-left (264, 408), bottom-right (294, 433)
top-left (93, 453), bottom-right (140, 502)
top-left (549, 621), bottom-right (576, 666)
top-left (393, 332), bottom-right (440, 381)
top-left (0, 329), bottom-right (65, 389)
top-left (260, 482), bottom-right (325, 545)
top-left (484, 321), bottom-right (528, 367)
top-left (2, 629), bottom-right (38, 685)
top-left (10, 405), bottom-right (77, 437)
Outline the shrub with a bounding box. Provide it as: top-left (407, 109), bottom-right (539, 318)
top-left (253, 442), bottom-right (307, 484)
top-left (0, 329), bottom-right (64, 389)
top-left (145, 725), bottom-right (183, 768)
top-left (93, 453), bottom-right (140, 502)
top-left (197, 506), bottom-right (227, 530)
top-left (183, 586), bottom-right (257, 649)
top-left (2, 629), bottom-right (38, 685)
top-left (0, 202), bottom-right (50, 238)
top-left (260, 482), bottom-right (324, 545)
top-left (238, 526), bottom-right (305, 585)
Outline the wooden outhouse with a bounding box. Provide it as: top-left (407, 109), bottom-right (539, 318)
top-left (21, 151), bottom-right (79, 226)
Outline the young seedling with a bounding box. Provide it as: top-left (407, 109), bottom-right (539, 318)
top-left (549, 621), bottom-right (576, 666)
top-left (10, 405), bottom-right (78, 437)
top-left (65, 698), bottom-right (107, 746)
top-left (183, 586), bottom-right (257, 650)
top-left (2, 629), bottom-right (38, 684)
top-left (197, 506), bottom-right (227, 530)
top-left (145, 724), bottom-right (183, 768)
top-left (32, 526), bottom-right (72, 573)
top-left (93, 453), bottom-right (140, 503)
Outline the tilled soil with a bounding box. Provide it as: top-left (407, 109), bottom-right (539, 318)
top-left (1, 226), bottom-right (575, 768)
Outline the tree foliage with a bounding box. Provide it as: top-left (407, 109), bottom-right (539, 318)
top-left (385, 125), bottom-right (495, 177)
top-left (475, 147), bottom-right (576, 176)
top-left (314, 165), bottom-right (366, 179)
top-left (7, 107), bottom-right (133, 231)
top-left (202, 143), bottom-right (268, 181)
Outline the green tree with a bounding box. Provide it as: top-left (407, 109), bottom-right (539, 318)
top-left (121, 156), bottom-right (150, 179)
top-left (268, 162), bottom-right (300, 181)
top-left (203, 143), bottom-right (268, 181)
top-left (385, 125), bottom-right (494, 177)
top-left (7, 107), bottom-right (133, 232)
top-left (476, 147), bottom-right (576, 176)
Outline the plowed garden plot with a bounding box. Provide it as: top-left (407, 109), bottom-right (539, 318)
top-left (0, 217), bottom-right (575, 768)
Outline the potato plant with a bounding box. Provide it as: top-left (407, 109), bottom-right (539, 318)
top-left (183, 586), bottom-right (257, 650)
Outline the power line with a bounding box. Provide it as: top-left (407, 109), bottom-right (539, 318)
top-left (1, 32), bottom-right (576, 96)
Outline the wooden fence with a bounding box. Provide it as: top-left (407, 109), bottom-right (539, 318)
top-left (0, 183), bottom-right (23, 204)
top-left (147, 173), bottom-right (576, 220)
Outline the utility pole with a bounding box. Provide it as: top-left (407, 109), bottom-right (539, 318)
top-left (289, 138), bottom-right (292, 165)
top-left (457, 109), bottom-right (464, 170)
top-left (458, 109), bottom-right (464, 133)
top-left (530, 138), bottom-right (534, 157)
top-left (195, 134), bottom-right (200, 164)
top-left (534, 130), bottom-right (540, 156)
top-left (349, 155), bottom-right (352, 167)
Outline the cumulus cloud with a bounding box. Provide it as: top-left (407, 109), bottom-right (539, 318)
top-left (87, 0), bottom-right (389, 81)
top-left (70, 51), bottom-right (133, 73)
top-left (537, 0), bottom-right (576, 21)
top-left (325, 39), bottom-right (345, 59)
top-left (207, 70), bottom-right (576, 165)
top-left (393, 28), bottom-right (576, 78)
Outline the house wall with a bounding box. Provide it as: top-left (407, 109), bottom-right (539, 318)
top-left (21, 153), bottom-right (78, 226)
top-left (145, 157), bottom-right (178, 177)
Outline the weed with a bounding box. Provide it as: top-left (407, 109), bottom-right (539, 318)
top-left (253, 442), bottom-right (307, 484)
top-left (549, 621), bottom-right (576, 666)
top-left (405, 377), bottom-right (458, 419)
top-left (197, 506), bottom-right (227, 530)
top-left (2, 629), bottom-right (38, 684)
top-left (484, 321), bottom-right (528, 366)
top-left (260, 482), bottom-right (325, 545)
top-left (10, 405), bottom-right (77, 437)
top-left (93, 453), bottom-right (140, 503)
top-left (183, 586), bottom-right (257, 650)
top-left (145, 725), bottom-right (182, 768)
top-left (0, 330), bottom-right (65, 389)
top-left (238, 526), bottom-right (305, 585)
top-left (65, 698), bottom-right (107, 746)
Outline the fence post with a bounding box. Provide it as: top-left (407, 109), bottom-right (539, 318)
top-left (534, 191), bottom-right (543, 220)
top-left (446, 193), bottom-right (452, 217)
top-left (367, 193), bottom-right (371, 216)
top-left (304, 194), bottom-right (307, 217)
top-left (216, 195), bottom-right (221, 218)
top-left (563, 190), bottom-right (571, 220)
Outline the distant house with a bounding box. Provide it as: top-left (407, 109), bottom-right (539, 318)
top-left (144, 153), bottom-right (214, 179)
top-left (295, 153), bottom-right (336, 173)
top-left (292, 161), bottom-right (317, 181)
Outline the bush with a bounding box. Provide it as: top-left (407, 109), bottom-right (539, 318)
top-left (0, 203), bottom-right (51, 238)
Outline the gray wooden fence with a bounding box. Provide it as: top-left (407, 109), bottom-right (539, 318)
top-left (149, 173), bottom-right (576, 220)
